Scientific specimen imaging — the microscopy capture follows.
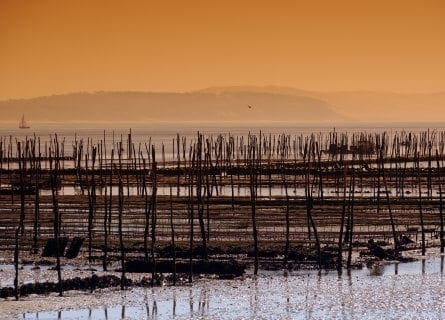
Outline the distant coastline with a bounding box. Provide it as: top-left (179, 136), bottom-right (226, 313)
top-left (0, 87), bottom-right (444, 123)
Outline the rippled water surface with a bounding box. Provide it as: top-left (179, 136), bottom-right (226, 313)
top-left (3, 122), bottom-right (445, 319)
top-left (1, 253), bottom-right (443, 320)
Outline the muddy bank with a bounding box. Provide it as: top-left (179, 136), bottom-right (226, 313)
top-left (123, 259), bottom-right (246, 278)
top-left (0, 275), bottom-right (122, 299)
top-left (1, 272), bottom-right (188, 299)
top-left (2, 251), bottom-right (445, 320)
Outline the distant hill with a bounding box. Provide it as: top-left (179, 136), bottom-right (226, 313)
top-left (201, 86), bottom-right (445, 123)
top-left (0, 91), bottom-right (343, 123)
top-left (1, 87), bottom-right (444, 123)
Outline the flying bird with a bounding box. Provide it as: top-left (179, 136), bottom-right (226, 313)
top-left (247, 105), bottom-right (253, 109)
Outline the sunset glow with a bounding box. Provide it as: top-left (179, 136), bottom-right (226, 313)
top-left (1, 0), bottom-right (444, 100)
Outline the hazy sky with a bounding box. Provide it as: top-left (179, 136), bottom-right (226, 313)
top-left (1, 0), bottom-right (444, 100)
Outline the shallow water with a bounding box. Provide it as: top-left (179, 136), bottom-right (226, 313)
top-left (3, 122), bottom-right (445, 319)
top-left (2, 252), bottom-right (445, 320)
top-left (2, 122), bottom-right (445, 162)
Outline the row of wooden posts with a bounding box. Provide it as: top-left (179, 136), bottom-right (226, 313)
top-left (3, 130), bottom-right (445, 299)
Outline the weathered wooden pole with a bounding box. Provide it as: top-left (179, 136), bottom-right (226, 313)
top-left (169, 185), bottom-right (177, 285)
top-left (188, 146), bottom-right (195, 283)
top-left (381, 148), bottom-right (399, 254)
top-left (346, 166), bottom-right (355, 269)
top-left (87, 147), bottom-right (97, 263)
top-left (14, 227), bottom-right (20, 300)
top-left (196, 134), bottom-right (208, 260)
top-left (142, 157), bottom-right (151, 263)
top-left (337, 160), bottom-right (347, 272)
top-left (32, 144), bottom-right (41, 253)
top-left (417, 152), bottom-right (426, 256)
top-left (305, 141), bottom-right (321, 268)
top-left (150, 145), bottom-right (158, 285)
top-left (118, 142), bottom-right (126, 290)
top-left (49, 144), bottom-right (63, 296)
top-left (249, 137), bottom-right (259, 275)
top-left (436, 150), bottom-right (444, 253)
top-left (18, 142), bottom-right (26, 237)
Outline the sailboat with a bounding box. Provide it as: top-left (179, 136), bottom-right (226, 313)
top-left (19, 114), bottom-right (30, 129)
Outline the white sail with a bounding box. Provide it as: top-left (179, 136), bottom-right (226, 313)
top-left (19, 114), bottom-right (30, 129)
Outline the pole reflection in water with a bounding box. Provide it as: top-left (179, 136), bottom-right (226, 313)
top-left (441, 255), bottom-right (444, 274)
top-left (284, 272), bottom-right (290, 317)
top-left (17, 256), bottom-right (445, 320)
top-left (337, 271), bottom-right (346, 320)
top-left (198, 287), bottom-right (209, 316)
top-left (104, 306), bottom-right (108, 320)
top-left (152, 300), bottom-right (157, 319)
top-left (389, 264), bottom-right (397, 316)
top-left (369, 263), bottom-right (384, 276)
top-left (304, 273), bottom-right (310, 319)
top-left (347, 269), bottom-right (355, 319)
top-left (250, 276), bottom-right (259, 318)
top-left (347, 269), bottom-right (352, 286)
top-left (143, 304), bottom-right (150, 319)
top-left (189, 288), bottom-right (193, 315)
top-left (441, 256), bottom-right (444, 290)
top-left (145, 302), bottom-right (149, 319)
top-left (198, 289), bottom-right (204, 316)
top-left (121, 305), bottom-right (125, 319)
top-left (142, 287), bottom-right (149, 318)
top-left (172, 292), bottom-right (176, 317)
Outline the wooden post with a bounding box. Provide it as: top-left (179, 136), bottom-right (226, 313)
top-left (381, 148), bottom-right (399, 254)
top-left (436, 150), bottom-right (444, 253)
top-left (417, 152), bottom-right (426, 256)
top-left (249, 138), bottom-right (259, 275)
top-left (188, 146), bottom-right (195, 283)
top-left (143, 157), bottom-right (150, 263)
top-left (347, 166), bottom-right (355, 269)
top-left (196, 134), bottom-right (208, 260)
top-left (337, 160), bottom-right (347, 272)
top-left (14, 227), bottom-right (20, 300)
top-left (32, 145), bottom-right (40, 253)
top-left (169, 185), bottom-right (177, 285)
top-left (150, 145), bottom-right (158, 285)
top-left (118, 142), bottom-right (126, 289)
top-left (49, 143), bottom-right (63, 296)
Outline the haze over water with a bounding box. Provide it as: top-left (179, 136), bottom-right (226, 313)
top-left (3, 121), bottom-right (445, 154)
top-left (2, 1), bottom-right (445, 319)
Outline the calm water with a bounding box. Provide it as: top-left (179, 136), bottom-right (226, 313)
top-left (2, 121), bottom-right (445, 160)
top-left (3, 123), bottom-right (445, 319)
top-left (2, 253), bottom-right (443, 320)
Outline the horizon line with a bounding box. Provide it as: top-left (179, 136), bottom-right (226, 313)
top-left (2, 85), bottom-right (445, 102)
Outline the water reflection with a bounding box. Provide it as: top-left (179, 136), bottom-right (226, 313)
top-left (104, 306), bottom-right (108, 320)
top-left (189, 288), bottom-right (193, 315)
top-left (441, 256), bottom-right (444, 292)
top-left (369, 263), bottom-right (385, 276)
top-left (198, 287), bottom-right (208, 316)
top-left (21, 255), bottom-right (445, 320)
top-left (152, 301), bottom-right (157, 318)
top-left (172, 293), bottom-right (176, 317)
top-left (284, 272), bottom-right (290, 318)
top-left (249, 276), bottom-right (258, 318)
top-left (346, 270), bottom-right (354, 319)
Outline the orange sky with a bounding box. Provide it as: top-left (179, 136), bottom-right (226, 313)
top-left (0, 0), bottom-right (444, 100)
